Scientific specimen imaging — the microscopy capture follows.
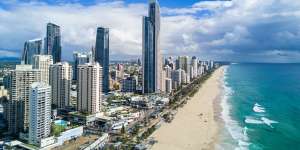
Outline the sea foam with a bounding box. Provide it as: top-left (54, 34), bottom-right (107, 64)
top-left (253, 103), bottom-right (266, 113)
top-left (261, 117), bottom-right (278, 128)
top-left (220, 66), bottom-right (250, 150)
top-left (245, 116), bottom-right (264, 124)
top-left (244, 116), bottom-right (278, 128)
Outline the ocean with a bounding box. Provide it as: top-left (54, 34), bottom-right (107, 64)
top-left (219, 63), bottom-right (300, 150)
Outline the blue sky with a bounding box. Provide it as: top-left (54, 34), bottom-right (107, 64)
top-left (0, 0), bottom-right (200, 8)
top-left (1, 0), bottom-right (300, 62)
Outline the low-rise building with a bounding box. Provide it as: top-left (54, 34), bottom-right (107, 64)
top-left (121, 76), bottom-right (138, 93)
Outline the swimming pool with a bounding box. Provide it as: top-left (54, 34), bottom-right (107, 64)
top-left (54, 120), bottom-right (68, 127)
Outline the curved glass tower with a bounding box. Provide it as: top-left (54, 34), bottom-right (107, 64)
top-left (143, 0), bottom-right (162, 94)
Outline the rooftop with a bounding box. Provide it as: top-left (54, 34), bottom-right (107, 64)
top-left (52, 135), bottom-right (98, 150)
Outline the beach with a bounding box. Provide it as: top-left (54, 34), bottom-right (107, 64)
top-left (150, 67), bottom-right (225, 150)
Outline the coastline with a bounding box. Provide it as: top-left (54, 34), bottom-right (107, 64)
top-left (150, 67), bottom-right (226, 150)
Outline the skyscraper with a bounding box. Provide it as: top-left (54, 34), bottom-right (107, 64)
top-left (73, 51), bottom-right (92, 80)
top-left (29, 82), bottom-right (51, 146)
top-left (176, 56), bottom-right (191, 83)
top-left (171, 69), bottom-right (182, 89)
top-left (164, 65), bottom-right (172, 78)
top-left (32, 55), bottom-right (53, 84)
top-left (21, 39), bottom-right (43, 64)
top-left (8, 65), bottom-right (41, 134)
top-left (142, 0), bottom-right (162, 93)
top-left (191, 56), bottom-right (198, 79)
top-left (165, 78), bottom-right (172, 93)
top-left (49, 62), bottom-right (72, 108)
top-left (95, 27), bottom-right (109, 93)
top-left (77, 63), bottom-right (102, 114)
top-left (45, 23), bottom-right (61, 63)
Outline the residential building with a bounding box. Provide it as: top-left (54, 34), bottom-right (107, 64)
top-left (8, 65), bottom-right (41, 134)
top-left (73, 51), bottom-right (92, 80)
top-left (32, 55), bottom-right (53, 84)
top-left (181, 69), bottom-right (187, 84)
top-left (164, 65), bottom-right (172, 78)
top-left (176, 56), bottom-right (191, 83)
top-left (171, 69), bottom-right (182, 89)
top-left (191, 56), bottom-right (198, 79)
top-left (49, 62), bottom-right (72, 108)
top-left (0, 86), bottom-right (8, 98)
top-left (77, 63), bottom-right (102, 114)
top-left (165, 78), bottom-right (172, 93)
top-left (29, 82), bottom-right (51, 146)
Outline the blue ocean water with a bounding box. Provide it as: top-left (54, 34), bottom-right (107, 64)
top-left (221, 63), bottom-right (300, 150)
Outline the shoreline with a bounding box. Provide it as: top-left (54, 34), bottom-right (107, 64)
top-left (150, 67), bottom-right (226, 150)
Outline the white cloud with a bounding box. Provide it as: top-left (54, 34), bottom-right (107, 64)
top-left (1, 0), bottom-right (300, 62)
top-left (161, 0), bottom-right (233, 15)
top-left (0, 1), bottom-right (147, 59)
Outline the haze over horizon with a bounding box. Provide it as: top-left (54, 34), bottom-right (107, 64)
top-left (1, 0), bottom-right (300, 62)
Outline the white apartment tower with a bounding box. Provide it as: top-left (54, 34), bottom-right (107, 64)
top-left (8, 65), bottom-right (41, 134)
top-left (49, 62), bottom-right (72, 108)
top-left (32, 55), bottom-right (53, 84)
top-left (191, 56), bottom-right (198, 79)
top-left (29, 82), bottom-right (51, 146)
top-left (77, 63), bottom-right (102, 114)
top-left (165, 78), bottom-right (172, 93)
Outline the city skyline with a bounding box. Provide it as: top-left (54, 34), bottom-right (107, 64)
top-left (0, 1), bottom-right (300, 149)
top-left (1, 0), bottom-right (300, 62)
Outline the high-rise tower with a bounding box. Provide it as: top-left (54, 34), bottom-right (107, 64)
top-left (73, 51), bottom-right (92, 80)
top-left (7, 65), bottom-right (41, 134)
top-left (95, 27), bottom-right (109, 93)
top-left (77, 63), bottom-right (102, 114)
top-left (29, 82), bottom-right (51, 146)
top-left (21, 39), bottom-right (43, 64)
top-left (32, 55), bottom-right (53, 84)
top-left (45, 23), bottom-right (61, 63)
top-left (142, 0), bottom-right (162, 93)
top-left (49, 62), bottom-right (72, 108)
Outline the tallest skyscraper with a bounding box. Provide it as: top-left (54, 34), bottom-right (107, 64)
top-left (143, 0), bottom-right (162, 93)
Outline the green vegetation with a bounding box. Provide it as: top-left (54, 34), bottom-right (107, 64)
top-left (121, 125), bottom-right (126, 135)
top-left (107, 95), bottom-right (129, 104)
top-left (70, 111), bottom-right (92, 117)
top-left (131, 124), bottom-right (141, 136)
top-left (162, 112), bottom-right (173, 123)
top-left (138, 125), bottom-right (156, 141)
top-left (23, 143), bottom-right (38, 149)
top-left (113, 83), bottom-right (120, 90)
top-left (51, 124), bottom-right (65, 137)
top-left (170, 69), bottom-right (215, 108)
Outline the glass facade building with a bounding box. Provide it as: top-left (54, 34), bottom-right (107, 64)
top-left (143, 0), bottom-right (162, 93)
top-left (95, 27), bottom-right (110, 93)
top-left (21, 39), bottom-right (42, 64)
top-left (45, 23), bottom-right (61, 63)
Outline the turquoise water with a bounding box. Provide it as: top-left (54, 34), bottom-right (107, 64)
top-left (221, 63), bottom-right (300, 150)
top-left (54, 120), bottom-right (68, 127)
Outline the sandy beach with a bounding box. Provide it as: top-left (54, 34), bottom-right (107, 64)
top-left (150, 67), bottom-right (225, 150)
